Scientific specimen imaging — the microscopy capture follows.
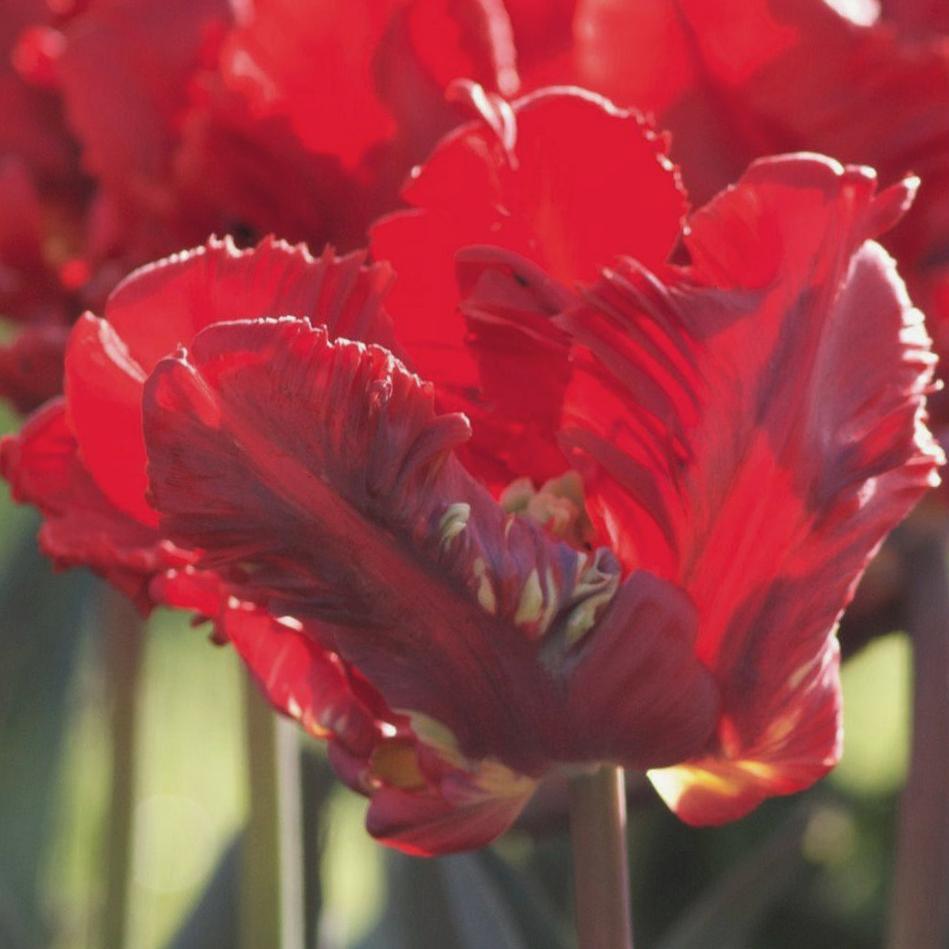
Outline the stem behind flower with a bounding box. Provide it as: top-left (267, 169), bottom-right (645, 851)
top-left (887, 525), bottom-right (949, 949)
top-left (569, 765), bottom-right (633, 949)
top-left (101, 587), bottom-right (144, 949)
top-left (240, 681), bottom-right (305, 949)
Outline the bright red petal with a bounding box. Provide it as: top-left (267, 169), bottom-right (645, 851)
top-left (219, 603), bottom-right (381, 756)
top-left (143, 317), bottom-right (716, 786)
top-left (402, 0), bottom-right (518, 96)
top-left (219, 0), bottom-right (515, 172)
top-left (574, 0), bottom-right (705, 116)
top-left (559, 155), bottom-right (941, 822)
top-left (0, 399), bottom-right (193, 610)
top-left (63, 237), bottom-right (398, 526)
top-left (64, 312), bottom-right (153, 524)
top-left (103, 236), bottom-right (398, 373)
top-left (573, 0), bottom-right (949, 349)
top-left (219, 0), bottom-right (401, 169)
top-left (370, 85), bottom-right (686, 398)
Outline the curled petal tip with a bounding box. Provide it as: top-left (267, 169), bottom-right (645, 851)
top-left (446, 78), bottom-right (518, 157)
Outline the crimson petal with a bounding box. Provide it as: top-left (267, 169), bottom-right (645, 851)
top-left (64, 236), bottom-right (397, 525)
top-left (103, 236), bottom-right (398, 373)
top-left (559, 154), bottom-right (941, 822)
top-left (56, 0), bottom-right (229, 194)
top-left (370, 85), bottom-right (686, 403)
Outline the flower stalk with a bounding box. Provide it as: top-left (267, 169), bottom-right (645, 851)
top-left (887, 521), bottom-right (949, 949)
top-left (240, 681), bottom-right (306, 949)
top-left (100, 588), bottom-right (144, 949)
top-left (569, 765), bottom-right (633, 949)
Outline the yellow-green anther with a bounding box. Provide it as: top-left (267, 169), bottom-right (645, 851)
top-left (439, 502), bottom-right (471, 548)
top-left (472, 557), bottom-right (498, 615)
top-left (514, 568), bottom-right (545, 628)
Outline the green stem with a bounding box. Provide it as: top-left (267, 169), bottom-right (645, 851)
top-left (101, 588), bottom-right (144, 949)
top-left (887, 526), bottom-right (949, 949)
top-left (569, 765), bottom-right (633, 949)
top-left (240, 680), bottom-right (305, 949)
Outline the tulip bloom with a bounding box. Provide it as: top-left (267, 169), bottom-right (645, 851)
top-left (2, 87), bottom-right (940, 852)
top-left (0, 0), bottom-right (519, 411)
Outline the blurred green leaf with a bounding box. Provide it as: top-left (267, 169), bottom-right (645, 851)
top-left (655, 802), bottom-right (813, 949)
top-left (356, 847), bottom-right (570, 949)
top-left (300, 746), bottom-right (334, 948)
top-left (0, 516), bottom-right (92, 946)
top-left (164, 834), bottom-right (241, 949)
top-left (832, 633), bottom-right (910, 796)
top-left (166, 745), bottom-right (334, 949)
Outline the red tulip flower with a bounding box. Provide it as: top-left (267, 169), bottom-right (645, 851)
top-left (0, 0), bottom-right (519, 412)
top-left (2, 86), bottom-right (940, 853)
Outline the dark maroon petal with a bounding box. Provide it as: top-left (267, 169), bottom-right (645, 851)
top-left (565, 570), bottom-right (718, 771)
top-left (143, 318), bottom-right (599, 772)
top-left (143, 317), bottom-right (717, 782)
top-left (365, 768), bottom-right (535, 856)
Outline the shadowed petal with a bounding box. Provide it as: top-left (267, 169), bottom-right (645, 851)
top-left (143, 317), bottom-right (716, 781)
top-left (565, 570), bottom-right (718, 771)
top-left (454, 246), bottom-right (573, 487)
top-left (154, 563), bottom-right (537, 855)
top-left (0, 324), bottom-right (69, 415)
top-left (56, 0), bottom-right (229, 193)
top-left (144, 317), bottom-right (586, 770)
top-left (365, 762), bottom-right (537, 856)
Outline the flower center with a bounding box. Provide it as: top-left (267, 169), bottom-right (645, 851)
top-left (501, 471), bottom-right (619, 653)
top-left (500, 470), bottom-right (594, 549)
